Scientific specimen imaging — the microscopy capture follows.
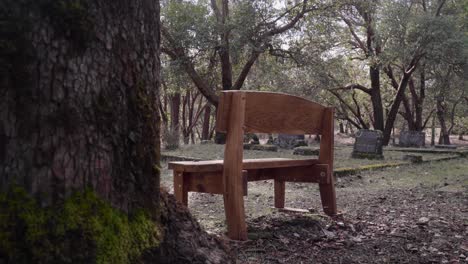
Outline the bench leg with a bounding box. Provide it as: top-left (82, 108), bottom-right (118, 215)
top-left (319, 181), bottom-right (337, 216)
top-left (274, 179), bottom-right (285, 208)
top-left (223, 180), bottom-right (247, 240)
top-left (174, 171), bottom-right (188, 206)
top-left (223, 188), bottom-right (247, 240)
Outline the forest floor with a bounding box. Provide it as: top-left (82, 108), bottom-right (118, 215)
top-left (161, 144), bottom-right (468, 264)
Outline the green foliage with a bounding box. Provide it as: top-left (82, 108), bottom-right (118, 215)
top-left (0, 187), bottom-right (161, 264)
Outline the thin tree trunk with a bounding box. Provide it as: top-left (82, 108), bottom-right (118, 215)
top-left (370, 66), bottom-right (384, 131)
top-left (415, 68), bottom-right (425, 131)
top-left (339, 121), bottom-right (345, 134)
top-left (436, 97), bottom-right (451, 145)
top-left (169, 93), bottom-right (181, 148)
top-left (431, 114), bottom-right (436, 146)
top-left (383, 71), bottom-right (414, 145)
top-left (202, 105), bottom-right (212, 140)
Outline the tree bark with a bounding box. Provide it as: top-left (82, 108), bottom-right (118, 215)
top-left (1, 0), bottom-right (160, 215)
top-left (1, 1), bottom-right (233, 262)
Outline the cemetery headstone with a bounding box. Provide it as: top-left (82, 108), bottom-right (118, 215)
top-left (351, 129), bottom-right (384, 159)
top-left (275, 134), bottom-right (305, 149)
top-left (399, 131), bottom-right (425, 147)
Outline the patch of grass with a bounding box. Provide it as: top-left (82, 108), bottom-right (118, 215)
top-left (358, 158), bottom-right (468, 191)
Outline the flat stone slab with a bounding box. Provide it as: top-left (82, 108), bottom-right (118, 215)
top-left (435, 144), bottom-right (457, 149)
top-left (403, 154), bottom-right (423, 163)
top-left (293, 146), bottom-right (319, 156)
top-left (248, 144), bottom-right (278, 152)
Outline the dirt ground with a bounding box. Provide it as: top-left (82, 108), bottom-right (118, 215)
top-left (161, 150), bottom-right (468, 263)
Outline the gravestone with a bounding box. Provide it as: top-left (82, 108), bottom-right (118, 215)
top-left (399, 131), bottom-right (425, 147)
top-left (274, 134), bottom-right (305, 149)
top-left (351, 129), bottom-right (384, 159)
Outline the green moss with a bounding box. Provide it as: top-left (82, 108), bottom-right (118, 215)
top-left (0, 187), bottom-right (161, 263)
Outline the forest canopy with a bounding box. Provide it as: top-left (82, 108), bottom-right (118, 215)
top-left (159, 0), bottom-right (467, 147)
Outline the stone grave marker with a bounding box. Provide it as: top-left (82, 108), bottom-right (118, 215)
top-left (399, 131), bottom-right (425, 147)
top-left (352, 129), bottom-right (384, 159)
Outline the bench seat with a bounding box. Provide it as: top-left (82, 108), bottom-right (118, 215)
top-left (168, 158), bottom-right (320, 172)
top-left (169, 158), bottom-right (331, 210)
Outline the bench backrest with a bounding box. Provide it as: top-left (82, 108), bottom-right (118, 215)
top-left (215, 90), bottom-right (334, 164)
top-left (216, 91), bottom-right (328, 135)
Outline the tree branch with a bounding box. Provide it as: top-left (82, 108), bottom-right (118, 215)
top-left (341, 16), bottom-right (368, 54)
top-left (435, 0), bottom-right (447, 16)
top-left (232, 51), bottom-right (260, 90)
top-left (261, 0), bottom-right (319, 38)
top-left (210, 0), bottom-right (222, 21)
top-left (331, 84), bottom-right (372, 94)
top-left (422, 109), bottom-right (435, 130)
top-left (161, 26), bottom-right (220, 106)
top-left (328, 89), bottom-right (369, 129)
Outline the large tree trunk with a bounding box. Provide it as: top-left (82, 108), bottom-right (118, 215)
top-left (1, 0), bottom-right (160, 215)
top-left (1, 1), bottom-right (232, 263)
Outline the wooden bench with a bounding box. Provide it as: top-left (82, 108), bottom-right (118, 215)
top-left (168, 91), bottom-right (337, 240)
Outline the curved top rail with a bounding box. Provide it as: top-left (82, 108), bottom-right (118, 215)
top-left (216, 91), bottom-right (329, 134)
